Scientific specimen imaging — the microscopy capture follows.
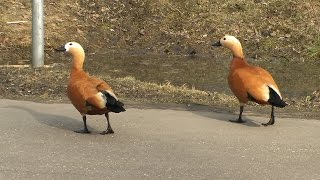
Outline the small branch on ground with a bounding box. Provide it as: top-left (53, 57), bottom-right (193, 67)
top-left (7, 21), bottom-right (28, 24)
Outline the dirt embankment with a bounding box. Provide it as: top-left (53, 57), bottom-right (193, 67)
top-left (1, 0), bottom-right (320, 63)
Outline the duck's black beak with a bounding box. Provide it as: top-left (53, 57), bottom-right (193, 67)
top-left (212, 41), bottom-right (222, 47)
top-left (54, 46), bottom-right (66, 52)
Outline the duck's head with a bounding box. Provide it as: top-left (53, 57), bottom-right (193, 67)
top-left (55, 42), bottom-right (84, 56)
top-left (212, 35), bottom-right (244, 58)
top-left (55, 42), bottom-right (85, 69)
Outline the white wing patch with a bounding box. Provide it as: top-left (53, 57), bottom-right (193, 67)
top-left (96, 90), bottom-right (118, 106)
top-left (87, 91), bottom-right (119, 110)
top-left (97, 92), bottom-right (107, 103)
top-left (259, 85), bottom-right (269, 102)
top-left (94, 92), bottom-right (107, 108)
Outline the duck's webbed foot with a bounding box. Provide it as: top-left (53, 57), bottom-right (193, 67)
top-left (100, 128), bottom-right (114, 135)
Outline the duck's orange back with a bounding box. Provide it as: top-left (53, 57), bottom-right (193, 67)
top-left (228, 58), bottom-right (281, 105)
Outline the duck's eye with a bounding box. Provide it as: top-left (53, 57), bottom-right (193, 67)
top-left (69, 43), bottom-right (73, 46)
top-left (223, 38), bottom-right (226, 40)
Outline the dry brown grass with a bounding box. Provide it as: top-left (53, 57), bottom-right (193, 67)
top-left (0, 66), bottom-right (318, 117)
top-left (0, 65), bottom-right (238, 108)
top-left (1, 0), bottom-right (320, 60)
top-left (107, 76), bottom-right (238, 106)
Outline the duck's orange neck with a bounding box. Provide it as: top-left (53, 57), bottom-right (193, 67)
top-left (230, 57), bottom-right (249, 71)
top-left (227, 43), bottom-right (247, 70)
top-left (71, 50), bottom-right (85, 71)
top-left (230, 44), bottom-right (244, 59)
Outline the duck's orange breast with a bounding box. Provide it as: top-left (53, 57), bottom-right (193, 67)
top-left (67, 71), bottom-right (89, 114)
top-left (228, 57), bottom-right (281, 104)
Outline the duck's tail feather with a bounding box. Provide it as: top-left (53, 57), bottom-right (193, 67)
top-left (103, 91), bottom-right (126, 113)
top-left (268, 86), bottom-right (287, 108)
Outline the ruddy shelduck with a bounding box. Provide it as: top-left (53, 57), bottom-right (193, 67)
top-left (55, 42), bottom-right (125, 134)
top-left (212, 35), bottom-right (287, 126)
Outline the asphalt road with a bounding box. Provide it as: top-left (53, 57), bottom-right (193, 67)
top-left (0, 99), bottom-right (319, 180)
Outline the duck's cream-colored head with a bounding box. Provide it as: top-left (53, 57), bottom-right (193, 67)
top-left (212, 35), bottom-right (244, 58)
top-left (55, 42), bottom-right (85, 70)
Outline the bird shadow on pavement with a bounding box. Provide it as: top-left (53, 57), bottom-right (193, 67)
top-left (185, 104), bottom-right (262, 127)
top-left (4, 105), bottom-right (94, 132)
top-left (129, 102), bottom-right (263, 127)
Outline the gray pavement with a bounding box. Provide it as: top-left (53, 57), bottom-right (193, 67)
top-left (0, 99), bottom-right (319, 180)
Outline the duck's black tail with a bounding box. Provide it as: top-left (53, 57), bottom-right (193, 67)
top-left (103, 91), bottom-right (126, 113)
top-left (267, 86), bottom-right (287, 108)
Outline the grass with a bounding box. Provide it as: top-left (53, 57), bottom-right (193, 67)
top-left (1, 0), bottom-right (320, 60)
top-left (0, 65), bottom-right (319, 119)
top-left (108, 76), bottom-right (238, 106)
top-left (0, 65), bottom-right (237, 107)
top-left (307, 36), bottom-right (320, 58)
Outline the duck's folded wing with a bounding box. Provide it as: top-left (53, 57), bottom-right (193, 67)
top-left (238, 67), bottom-right (282, 103)
top-left (85, 78), bottom-right (125, 112)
